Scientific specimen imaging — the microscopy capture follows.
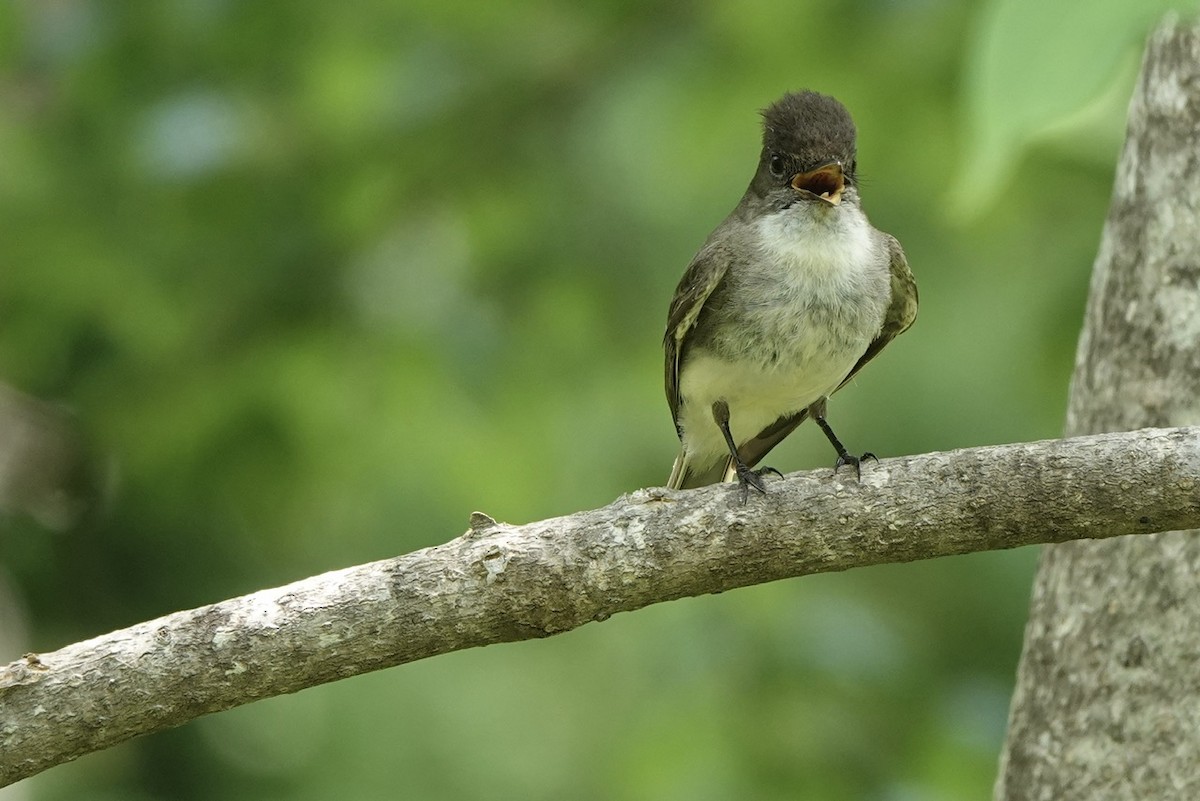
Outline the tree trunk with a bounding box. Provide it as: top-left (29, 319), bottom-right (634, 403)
top-left (995, 17), bottom-right (1200, 801)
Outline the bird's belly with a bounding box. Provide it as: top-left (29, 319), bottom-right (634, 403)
top-left (675, 337), bottom-right (863, 461)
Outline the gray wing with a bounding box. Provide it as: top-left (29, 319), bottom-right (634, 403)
top-left (733, 233), bottom-right (917, 471)
top-left (834, 233), bottom-right (918, 392)
top-left (664, 242), bottom-right (732, 432)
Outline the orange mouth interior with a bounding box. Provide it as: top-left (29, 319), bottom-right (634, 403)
top-left (790, 165), bottom-right (844, 204)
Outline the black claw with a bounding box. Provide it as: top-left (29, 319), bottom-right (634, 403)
top-left (833, 452), bottom-right (876, 479)
top-left (734, 463), bottom-right (778, 503)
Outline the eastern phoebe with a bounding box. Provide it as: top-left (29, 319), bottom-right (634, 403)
top-left (664, 90), bottom-right (917, 494)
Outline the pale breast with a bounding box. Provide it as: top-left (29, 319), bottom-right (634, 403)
top-left (675, 204), bottom-right (890, 457)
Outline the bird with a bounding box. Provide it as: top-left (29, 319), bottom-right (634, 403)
top-left (664, 90), bottom-right (917, 495)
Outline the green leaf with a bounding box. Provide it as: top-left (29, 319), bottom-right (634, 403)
top-left (950, 0), bottom-right (1188, 219)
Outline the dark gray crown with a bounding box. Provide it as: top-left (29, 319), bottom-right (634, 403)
top-left (761, 91), bottom-right (856, 163)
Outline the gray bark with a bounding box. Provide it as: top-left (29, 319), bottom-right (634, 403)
top-left (995, 18), bottom-right (1200, 801)
top-left (0, 572), bottom-right (28, 801)
top-left (4, 427), bottom-right (1200, 787)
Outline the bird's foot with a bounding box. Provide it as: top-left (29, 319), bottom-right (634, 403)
top-left (833, 451), bottom-right (877, 479)
top-left (735, 463), bottom-right (783, 503)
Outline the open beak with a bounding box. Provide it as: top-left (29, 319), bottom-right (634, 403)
top-left (790, 162), bottom-right (845, 206)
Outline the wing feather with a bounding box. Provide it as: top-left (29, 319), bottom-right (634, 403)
top-left (835, 234), bottom-right (918, 393)
top-left (664, 243), bottom-right (731, 430)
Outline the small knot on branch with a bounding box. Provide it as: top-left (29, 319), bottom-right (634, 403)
top-left (467, 511), bottom-right (498, 536)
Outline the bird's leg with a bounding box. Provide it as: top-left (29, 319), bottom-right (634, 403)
top-left (807, 398), bottom-right (876, 478)
top-left (712, 400), bottom-right (782, 501)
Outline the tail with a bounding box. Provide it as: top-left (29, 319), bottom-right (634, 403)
top-left (667, 451), bottom-right (735, 490)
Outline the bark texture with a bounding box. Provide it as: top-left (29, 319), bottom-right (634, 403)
top-left (4, 428), bottom-right (1200, 787)
top-left (995, 19), bottom-right (1200, 801)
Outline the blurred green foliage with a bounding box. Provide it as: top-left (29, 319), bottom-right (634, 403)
top-left (0, 1), bottom-right (1178, 799)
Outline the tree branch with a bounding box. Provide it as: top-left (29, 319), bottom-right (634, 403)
top-left (4, 427), bottom-right (1200, 786)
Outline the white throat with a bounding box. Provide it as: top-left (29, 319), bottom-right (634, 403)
top-left (754, 204), bottom-right (876, 292)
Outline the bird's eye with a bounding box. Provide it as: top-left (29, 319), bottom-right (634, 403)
top-left (768, 154), bottom-right (786, 178)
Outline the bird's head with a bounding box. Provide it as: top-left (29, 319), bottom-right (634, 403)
top-left (752, 91), bottom-right (859, 210)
